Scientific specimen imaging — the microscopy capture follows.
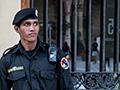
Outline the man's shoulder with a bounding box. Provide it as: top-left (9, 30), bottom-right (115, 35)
top-left (40, 41), bottom-right (50, 51)
top-left (3, 44), bottom-right (18, 56)
top-left (42, 41), bottom-right (50, 47)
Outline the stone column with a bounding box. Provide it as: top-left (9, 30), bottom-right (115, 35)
top-left (63, 0), bottom-right (72, 50)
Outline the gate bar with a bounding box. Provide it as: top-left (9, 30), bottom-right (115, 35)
top-left (30, 0), bottom-right (34, 8)
top-left (114, 0), bottom-right (119, 72)
top-left (57, 0), bottom-right (63, 49)
top-left (86, 0), bottom-right (92, 72)
top-left (49, 25), bottom-right (52, 46)
top-left (44, 0), bottom-right (48, 43)
top-left (100, 0), bottom-right (106, 72)
top-left (73, 0), bottom-right (78, 71)
top-left (59, 0), bottom-right (63, 49)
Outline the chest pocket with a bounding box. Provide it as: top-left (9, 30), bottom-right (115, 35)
top-left (7, 70), bottom-right (25, 81)
top-left (7, 70), bottom-right (31, 90)
top-left (39, 70), bottom-right (58, 80)
top-left (39, 70), bottom-right (58, 90)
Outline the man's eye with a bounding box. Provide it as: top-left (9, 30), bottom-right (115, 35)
top-left (34, 22), bottom-right (38, 26)
top-left (24, 22), bottom-right (30, 26)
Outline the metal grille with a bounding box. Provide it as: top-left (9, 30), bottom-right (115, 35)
top-left (71, 72), bottom-right (120, 89)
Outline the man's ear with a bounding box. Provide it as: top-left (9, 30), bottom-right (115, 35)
top-left (14, 25), bottom-right (19, 33)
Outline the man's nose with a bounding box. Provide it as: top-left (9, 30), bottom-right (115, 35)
top-left (30, 24), bottom-right (35, 31)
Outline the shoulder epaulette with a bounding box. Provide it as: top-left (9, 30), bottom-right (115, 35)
top-left (42, 42), bottom-right (50, 51)
top-left (3, 44), bottom-right (18, 56)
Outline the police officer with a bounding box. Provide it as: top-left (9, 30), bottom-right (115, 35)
top-left (0, 8), bottom-right (73, 90)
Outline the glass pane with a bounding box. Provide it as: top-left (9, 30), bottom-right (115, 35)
top-left (76, 0), bottom-right (101, 72)
top-left (34, 0), bottom-right (44, 41)
top-left (34, 0), bottom-right (57, 45)
top-left (48, 0), bottom-right (57, 45)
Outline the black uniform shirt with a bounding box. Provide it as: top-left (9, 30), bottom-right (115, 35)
top-left (92, 42), bottom-right (98, 51)
top-left (0, 38), bottom-right (73, 90)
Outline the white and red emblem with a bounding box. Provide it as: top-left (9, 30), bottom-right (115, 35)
top-left (60, 57), bottom-right (69, 70)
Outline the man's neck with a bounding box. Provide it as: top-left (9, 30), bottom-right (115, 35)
top-left (21, 40), bottom-right (37, 51)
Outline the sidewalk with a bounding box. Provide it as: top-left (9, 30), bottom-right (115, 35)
top-left (69, 56), bottom-right (119, 72)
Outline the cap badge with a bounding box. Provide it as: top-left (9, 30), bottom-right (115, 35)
top-left (60, 57), bottom-right (69, 70)
top-left (35, 10), bottom-right (38, 17)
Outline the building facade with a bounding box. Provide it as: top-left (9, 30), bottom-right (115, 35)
top-left (0, 0), bottom-right (30, 57)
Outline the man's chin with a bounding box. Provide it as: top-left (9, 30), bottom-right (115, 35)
top-left (27, 37), bottom-right (37, 42)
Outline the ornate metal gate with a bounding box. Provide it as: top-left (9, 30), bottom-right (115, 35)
top-left (71, 0), bottom-right (120, 89)
top-left (71, 72), bottom-right (120, 89)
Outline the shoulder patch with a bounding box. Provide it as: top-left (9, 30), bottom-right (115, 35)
top-left (60, 57), bottom-right (69, 70)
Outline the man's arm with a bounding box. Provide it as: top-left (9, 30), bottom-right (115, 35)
top-left (0, 56), bottom-right (12, 90)
top-left (57, 49), bottom-right (74, 90)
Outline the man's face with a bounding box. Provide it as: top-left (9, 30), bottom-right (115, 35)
top-left (15, 19), bottom-right (39, 43)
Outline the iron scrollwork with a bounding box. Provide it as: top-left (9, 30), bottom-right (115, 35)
top-left (71, 72), bottom-right (120, 89)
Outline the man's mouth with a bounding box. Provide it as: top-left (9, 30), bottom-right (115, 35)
top-left (29, 33), bottom-right (36, 37)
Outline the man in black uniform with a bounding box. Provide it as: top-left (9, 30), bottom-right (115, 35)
top-left (0, 8), bottom-right (73, 90)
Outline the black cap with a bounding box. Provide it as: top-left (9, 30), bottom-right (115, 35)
top-left (12, 8), bottom-right (38, 25)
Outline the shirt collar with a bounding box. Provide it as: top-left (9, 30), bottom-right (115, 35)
top-left (13, 38), bottom-right (48, 54)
